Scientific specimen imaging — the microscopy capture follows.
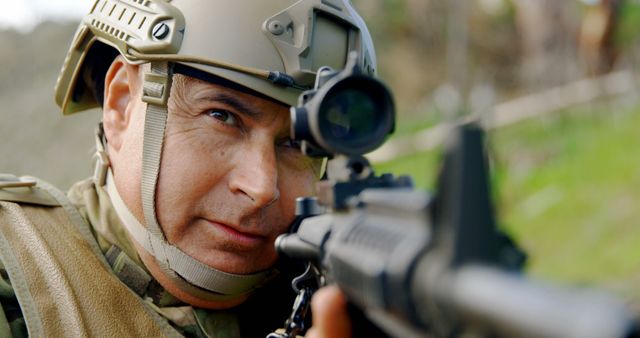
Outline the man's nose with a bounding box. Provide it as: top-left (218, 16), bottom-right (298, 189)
top-left (228, 144), bottom-right (280, 208)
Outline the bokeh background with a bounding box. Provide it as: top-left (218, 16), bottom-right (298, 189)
top-left (1, 0), bottom-right (639, 308)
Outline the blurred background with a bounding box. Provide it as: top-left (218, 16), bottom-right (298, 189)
top-left (1, 0), bottom-right (639, 308)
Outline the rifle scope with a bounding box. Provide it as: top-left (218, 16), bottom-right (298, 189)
top-left (291, 52), bottom-right (395, 157)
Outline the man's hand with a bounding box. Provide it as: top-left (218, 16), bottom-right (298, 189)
top-left (306, 286), bottom-right (351, 338)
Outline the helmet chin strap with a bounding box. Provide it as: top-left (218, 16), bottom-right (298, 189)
top-left (96, 61), bottom-right (275, 302)
top-left (104, 169), bottom-right (274, 301)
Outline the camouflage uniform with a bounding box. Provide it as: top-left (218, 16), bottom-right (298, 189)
top-left (0, 173), bottom-right (297, 337)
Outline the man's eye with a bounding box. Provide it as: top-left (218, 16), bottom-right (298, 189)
top-left (206, 109), bottom-right (237, 126)
top-left (279, 138), bottom-right (302, 150)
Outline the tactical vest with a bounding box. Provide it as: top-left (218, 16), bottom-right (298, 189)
top-left (0, 175), bottom-right (181, 337)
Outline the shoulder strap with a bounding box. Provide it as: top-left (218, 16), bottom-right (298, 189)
top-left (0, 174), bottom-right (58, 206)
top-left (33, 176), bottom-right (111, 268)
top-left (0, 180), bottom-right (182, 337)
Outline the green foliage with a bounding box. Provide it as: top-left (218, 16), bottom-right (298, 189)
top-left (493, 103), bottom-right (640, 289)
top-left (374, 145), bottom-right (441, 190)
top-left (392, 110), bottom-right (441, 136)
top-left (381, 0), bottom-right (411, 35)
top-left (617, 0), bottom-right (640, 46)
top-left (374, 101), bottom-right (640, 299)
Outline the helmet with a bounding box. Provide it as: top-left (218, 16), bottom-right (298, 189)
top-left (55, 0), bottom-right (377, 114)
top-left (55, 0), bottom-right (376, 302)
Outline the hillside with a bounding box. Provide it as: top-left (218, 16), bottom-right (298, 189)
top-left (0, 22), bottom-right (101, 189)
top-left (375, 99), bottom-right (640, 307)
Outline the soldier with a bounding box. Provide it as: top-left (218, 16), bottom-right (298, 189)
top-left (0, 0), bottom-right (375, 337)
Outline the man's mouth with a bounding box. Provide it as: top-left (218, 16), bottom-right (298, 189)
top-left (203, 219), bottom-right (268, 248)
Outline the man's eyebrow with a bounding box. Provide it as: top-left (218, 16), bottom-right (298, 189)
top-left (196, 93), bottom-right (261, 119)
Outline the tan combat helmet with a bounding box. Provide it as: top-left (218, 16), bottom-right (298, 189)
top-left (55, 0), bottom-right (376, 114)
top-left (54, 0), bottom-right (377, 302)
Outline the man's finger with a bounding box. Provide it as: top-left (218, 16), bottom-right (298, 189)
top-left (306, 285), bottom-right (351, 338)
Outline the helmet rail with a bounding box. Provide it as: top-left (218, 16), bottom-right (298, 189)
top-left (127, 49), bottom-right (308, 90)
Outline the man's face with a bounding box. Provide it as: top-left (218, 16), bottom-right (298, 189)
top-left (106, 62), bottom-right (320, 279)
top-left (157, 73), bottom-right (320, 274)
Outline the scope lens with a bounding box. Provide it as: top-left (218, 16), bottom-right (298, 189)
top-left (324, 89), bottom-right (374, 140)
top-left (318, 78), bottom-right (393, 154)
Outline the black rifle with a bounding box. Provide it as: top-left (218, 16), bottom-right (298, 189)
top-left (268, 54), bottom-right (640, 338)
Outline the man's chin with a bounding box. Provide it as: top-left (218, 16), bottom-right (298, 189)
top-left (198, 251), bottom-right (276, 275)
top-left (176, 288), bottom-right (252, 310)
top-left (136, 246), bottom-right (261, 309)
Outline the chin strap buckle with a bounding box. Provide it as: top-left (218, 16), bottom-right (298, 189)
top-left (93, 124), bottom-right (110, 187)
top-left (93, 150), bottom-right (110, 187)
top-left (142, 72), bottom-right (171, 106)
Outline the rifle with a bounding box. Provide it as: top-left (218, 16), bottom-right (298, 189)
top-left (268, 53), bottom-right (640, 338)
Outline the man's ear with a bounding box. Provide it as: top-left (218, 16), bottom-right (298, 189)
top-left (102, 55), bottom-right (141, 152)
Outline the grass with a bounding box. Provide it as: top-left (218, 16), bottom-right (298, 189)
top-left (374, 144), bottom-right (441, 189)
top-left (374, 100), bottom-right (640, 298)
